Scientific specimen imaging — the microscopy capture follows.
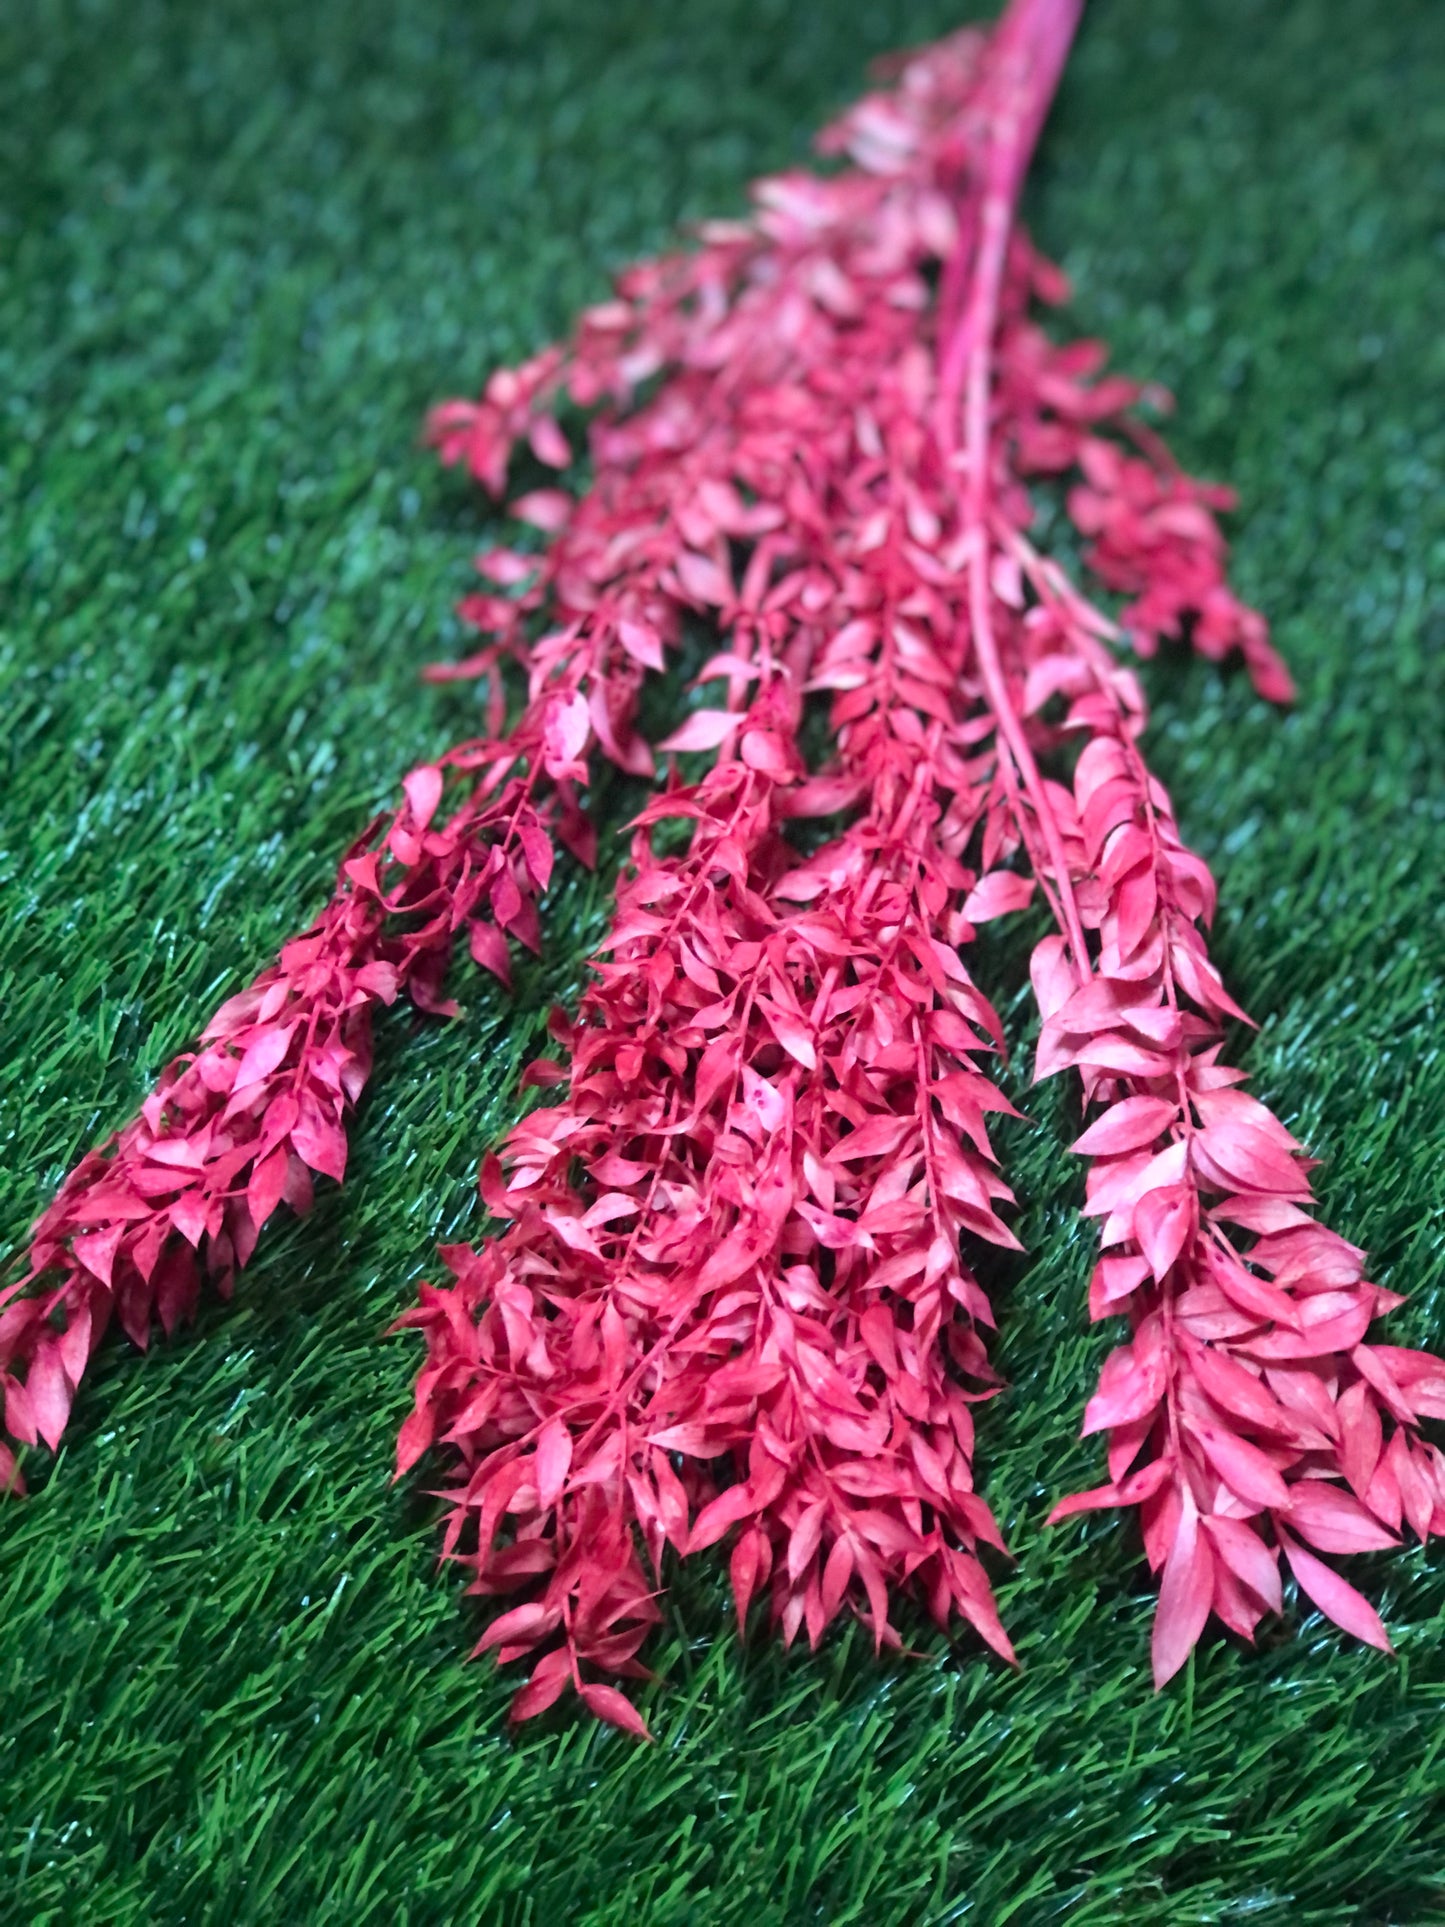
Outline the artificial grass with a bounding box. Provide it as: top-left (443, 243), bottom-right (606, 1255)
top-left (2, 0), bottom-right (1443, 1919)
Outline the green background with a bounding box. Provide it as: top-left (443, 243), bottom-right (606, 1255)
top-left (2, 0), bottom-right (1442, 1920)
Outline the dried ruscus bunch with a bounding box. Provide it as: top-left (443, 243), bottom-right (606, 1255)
top-left (10, 0), bottom-right (1441, 1726)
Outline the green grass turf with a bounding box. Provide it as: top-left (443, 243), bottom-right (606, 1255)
top-left (2, 0), bottom-right (1443, 1919)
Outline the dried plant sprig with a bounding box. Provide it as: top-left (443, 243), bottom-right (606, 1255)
top-left (1005, 555), bottom-right (1445, 1681)
top-left (1, 598), bottom-right (660, 1486)
top-left (399, 471), bottom-right (1036, 1726)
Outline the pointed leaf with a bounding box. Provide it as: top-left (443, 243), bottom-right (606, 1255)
top-left (579, 1683), bottom-right (652, 1740)
top-left (1280, 1531), bottom-right (1393, 1654)
top-left (1152, 1489), bottom-right (1214, 1687)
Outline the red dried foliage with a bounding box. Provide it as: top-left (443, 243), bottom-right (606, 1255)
top-left (397, 577), bottom-right (1027, 1729)
top-left (1, 601), bottom-right (658, 1492)
top-left (1021, 601), bottom-right (1444, 1681)
top-left (12, 0), bottom-right (1441, 1725)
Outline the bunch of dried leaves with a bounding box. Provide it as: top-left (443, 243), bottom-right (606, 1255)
top-left (8, 0), bottom-right (1441, 1732)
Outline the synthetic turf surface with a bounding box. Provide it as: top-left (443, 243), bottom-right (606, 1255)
top-left (2, 0), bottom-right (1442, 1920)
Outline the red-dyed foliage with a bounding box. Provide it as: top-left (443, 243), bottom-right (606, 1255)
top-left (396, 608), bottom-right (1025, 1730)
top-left (1, 613), bottom-right (656, 1493)
top-left (1024, 630), bottom-right (1444, 1681)
top-left (11, 0), bottom-right (1441, 1727)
